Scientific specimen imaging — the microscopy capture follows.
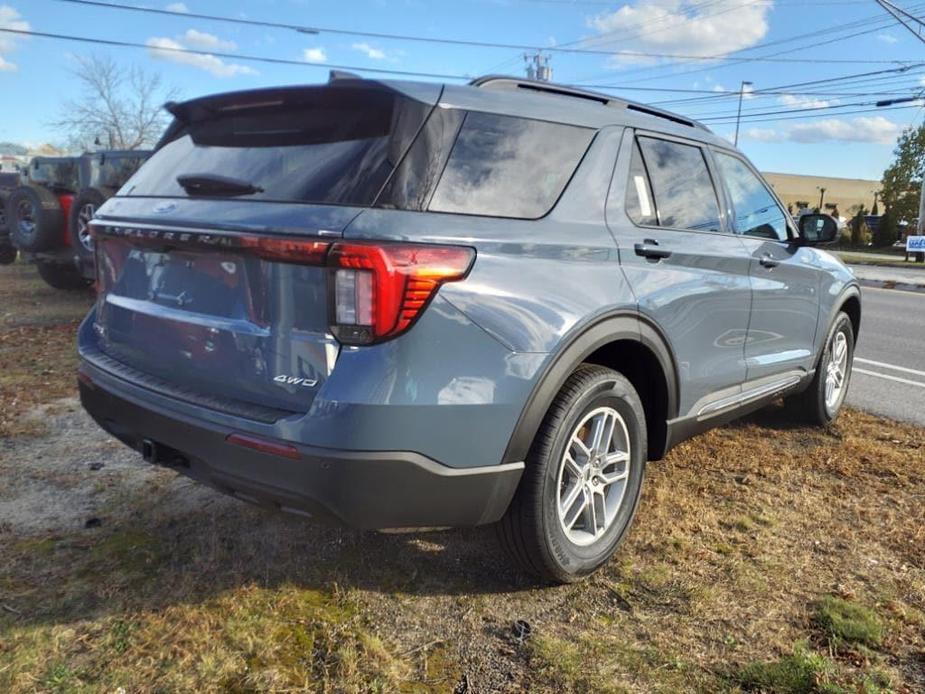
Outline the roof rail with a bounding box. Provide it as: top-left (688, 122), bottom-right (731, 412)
top-left (469, 75), bottom-right (710, 132)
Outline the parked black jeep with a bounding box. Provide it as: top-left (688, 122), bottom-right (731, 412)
top-left (3, 151), bottom-right (150, 288)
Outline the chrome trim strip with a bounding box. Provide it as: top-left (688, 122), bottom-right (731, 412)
top-left (697, 375), bottom-right (802, 418)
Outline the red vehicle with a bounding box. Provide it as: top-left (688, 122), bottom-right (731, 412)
top-left (4, 151), bottom-right (150, 289)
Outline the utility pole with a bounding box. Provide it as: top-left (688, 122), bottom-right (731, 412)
top-left (818, 187), bottom-right (827, 211)
top-left (734, 81), bottom-right (753, 147)
top-left (524, 52), bottom-right (552, 82)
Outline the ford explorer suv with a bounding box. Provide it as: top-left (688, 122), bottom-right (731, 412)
top-left (78, 75), bottom-right (860, 583)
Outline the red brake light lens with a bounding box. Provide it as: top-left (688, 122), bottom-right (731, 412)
top-left (328, 242), bottom-right (475, 345)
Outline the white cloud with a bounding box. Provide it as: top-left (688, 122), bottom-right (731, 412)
top-left (302, 47), bottom-right (327, 63)
top-left (877, 33), bottom-right (898, 44)
top-left (745, 117), bottom-right (901, 145)
top-left (146, 35), bottom-right (257, 77)
top-left (778, 93), bottom-right (837, 110)
top-left (744, 127), bottom-right (784, 143)
top-left (587, 0), bottom-right (772, 68)
top-left (166, 2), bottom-right (189, 12)
top-left (181, 29), bottom-right (236, 51)
top-left (352, 42), bottom-right (387, 60)
top-left (0, 5), bottom-right (30, 71)
top-left (788, 117), bottom-right (901, 144)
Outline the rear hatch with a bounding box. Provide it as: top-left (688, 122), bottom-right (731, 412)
top-left (87, 80), bottom-right (440, 417)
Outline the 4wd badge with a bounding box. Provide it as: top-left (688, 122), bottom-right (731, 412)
top-left (274, 375), bottom-right (318, 388)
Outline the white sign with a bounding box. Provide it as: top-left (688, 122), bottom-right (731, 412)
top-left (908, 235), bottom-right (925, 252)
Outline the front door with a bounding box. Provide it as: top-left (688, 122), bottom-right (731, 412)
top-left (608, 130), bottom-right (753, 417)
top-left (710, 149), bottom-right (820, 382)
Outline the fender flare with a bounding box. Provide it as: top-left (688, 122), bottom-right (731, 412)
top-left (822, 283), bottom-right (862, 357)
top-left (501, 310), bottom-right (679, 464)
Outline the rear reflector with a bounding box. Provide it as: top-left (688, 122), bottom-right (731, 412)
top-left (226, 433), bottom-right (301, 460)
top-left (328, 242), bottom-right (475, 345)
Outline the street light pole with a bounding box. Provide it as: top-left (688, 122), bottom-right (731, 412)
top-left (818, 187), bottom-right (827, 210)
top-left (734, 80), bottom-right (752, 147)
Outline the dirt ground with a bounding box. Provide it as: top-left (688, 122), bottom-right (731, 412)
top-left (0, 261), bottom-right (923, 693)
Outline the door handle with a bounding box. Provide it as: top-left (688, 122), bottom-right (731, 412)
top-left (635, 239), bottom-right (672, 261)
top-left (759, 253), bottom-right (780, 269)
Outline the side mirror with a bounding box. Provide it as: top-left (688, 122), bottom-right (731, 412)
top-left (798, 214), bottom-right (839, 245)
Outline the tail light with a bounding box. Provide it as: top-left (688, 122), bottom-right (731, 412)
top-left (328, 242), bottom-right (475, 345)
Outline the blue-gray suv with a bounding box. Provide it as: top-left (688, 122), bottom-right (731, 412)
top-left (78, 75), bottom-right (861, 583)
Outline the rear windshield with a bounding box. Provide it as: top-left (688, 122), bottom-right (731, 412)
top-left (30, 159), bottom-right (80, 192)
top-left (122, 86), bottom-right (430, 206)
top-left (122, 86), bottom-right (595, 218)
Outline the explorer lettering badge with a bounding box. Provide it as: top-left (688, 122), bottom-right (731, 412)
top-left (273, 375), bottom-right (318, 388)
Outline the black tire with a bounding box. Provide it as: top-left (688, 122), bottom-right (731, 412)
top-left (0, 244), bottom-right (15, 265)
top-left (68, 187), bottom-right (112, 261)
top-left (35, 261), bottom-right (92, 290)
top-left (785, 311), bottom-right (854, 426)
top-left (497, 364), bottom-right (647, 584)
top-left (7, 185), bottom-right (65, 253)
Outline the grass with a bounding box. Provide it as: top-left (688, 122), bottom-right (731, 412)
top-left (836, 252), bottom-right (925, 271)
top-left (1, 263), bottom-right (924, 692)
top-left (738, 642), bottom-right (838, 694)
top-left (815, 597), bottom-right (883, 650)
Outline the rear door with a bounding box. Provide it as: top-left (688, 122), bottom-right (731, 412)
top-left (710, 149), bottom-right (820, 382)
top-left (608, 129), bottom-right (753, 417)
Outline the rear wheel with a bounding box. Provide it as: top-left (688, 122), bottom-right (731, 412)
top-left (68, 187), bottom-right (112, 262)
top-left (35, 261), bottom-right (92, 290)
top-left (497, 364), bottom-right (646, 583)
top-left (785, 311), bottom-right (854, 425)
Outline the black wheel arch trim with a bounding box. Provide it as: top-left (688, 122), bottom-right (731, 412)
top-left (823, 283), bottom-right (862, 361)
top-left (501, 310), bottom-right (679, 465)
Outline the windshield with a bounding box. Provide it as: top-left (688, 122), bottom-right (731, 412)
top-left (121, 86), bottom-right (431, 205)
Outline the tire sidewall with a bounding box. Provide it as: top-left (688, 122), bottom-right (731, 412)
top-left (68, 187), bottom-right (110, 260)
top-left (8, 186), bottom-right (63, 253)
top-left (816, 313), bottom-right (854, 422)
top-left (540, 375), bottom-right (646, 578)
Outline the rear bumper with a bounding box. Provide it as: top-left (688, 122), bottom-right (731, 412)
top-left (78, 361), bottom-right (523, 529)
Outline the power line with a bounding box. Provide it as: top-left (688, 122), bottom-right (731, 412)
top-left (48, 0), bottom-right (925, 65)
top-left (0, 27), bottom-right (473, 80)
top-left (701, 102), bottom-right (923, 125)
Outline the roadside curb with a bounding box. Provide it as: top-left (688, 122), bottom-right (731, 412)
top-left (856, 278), bottom-right (925, 294)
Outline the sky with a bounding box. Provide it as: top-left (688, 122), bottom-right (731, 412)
top-left (1, 0), bottom-right (925, 182)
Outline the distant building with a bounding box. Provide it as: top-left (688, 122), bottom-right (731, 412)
top-left (761, 172), bottom-right (881, 216)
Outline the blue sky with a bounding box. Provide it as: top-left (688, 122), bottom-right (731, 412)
top-left (1, 0), bottom-right (925, 180)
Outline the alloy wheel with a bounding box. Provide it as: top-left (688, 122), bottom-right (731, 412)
top-left (556, 406), bottom-right (631, 547)
top-left (824, 330), bottom-right (849, 411)
top-left (77, 203), bottom-right (96, 252)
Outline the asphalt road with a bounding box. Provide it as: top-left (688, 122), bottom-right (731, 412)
top-left (846, 286), bottom-right (925, 427)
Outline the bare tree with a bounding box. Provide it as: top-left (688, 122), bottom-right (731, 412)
top-left (53, 54), bottom-right (178, 151)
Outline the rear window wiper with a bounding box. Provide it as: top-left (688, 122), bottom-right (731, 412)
top-left (176, 174), bottom-right (264, 197)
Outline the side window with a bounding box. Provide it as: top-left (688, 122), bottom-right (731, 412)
top-left (714, 152), bottom-right (788, 241)
top-left (637, 137), bottom-right (722, 232)
top-left (428, 112), bottom-right (594, 219)
top-left (625, 141), bottom-right (658, 226)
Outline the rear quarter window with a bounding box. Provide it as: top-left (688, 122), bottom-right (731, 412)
top-left (427, 112), bottom-right (594, 219)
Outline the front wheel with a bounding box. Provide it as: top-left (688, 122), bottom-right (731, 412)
top-left (785, 311), bottom-right (854, 425)
top-left (497, 364), bottom-right (647, 583)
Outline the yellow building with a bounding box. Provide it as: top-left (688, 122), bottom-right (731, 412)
top-left (761, 172), bottom-right (881, 215)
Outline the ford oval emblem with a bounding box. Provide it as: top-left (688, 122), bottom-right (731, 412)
top-left (153, 201), bottom-right (177, 214)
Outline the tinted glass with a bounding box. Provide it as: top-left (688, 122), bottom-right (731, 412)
top-left (376, 107), bottom-right (465, 211)
top-left (91, 154), bottom-right (150, 190)
top-left (428, 112), bottom-right (594, 218)
top-left (122, 87), bottom-right (429, 205)
top-left (625, 141), bottom-right (657, 226)
top-left (715, 152), bottom-right (788, 241)
top-left (30, 159), bottom-right (80, 192)
top-left (638, 137), bottom-right (721, 232)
